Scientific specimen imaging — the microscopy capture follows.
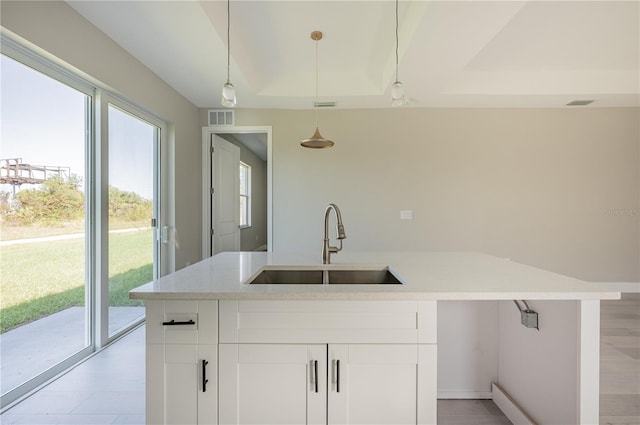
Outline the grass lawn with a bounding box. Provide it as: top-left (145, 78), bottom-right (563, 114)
top-left (0, 228), bottom-right (152, 333)
top-left (0, 218), bottom-right (150, 241)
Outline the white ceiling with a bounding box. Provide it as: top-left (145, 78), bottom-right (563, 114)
top-left (67, 0), bottom-right (639, 109)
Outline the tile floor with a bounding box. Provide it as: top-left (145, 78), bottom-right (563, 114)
top-left (1, 326), bottom-right (145, 425)
top-left (1, 294), bottom-right (638, 425)
top-left (437, 399), bottom-right (511, 424)
top-left (1, 307), bottom-right (144, 395)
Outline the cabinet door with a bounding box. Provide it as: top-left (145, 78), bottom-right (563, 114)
top-left (328, 344), bottom-right (437, 425)
top-left (147, 344), bottom-right (217, 425)
top-left (219, 344), bottom-right (326, 425)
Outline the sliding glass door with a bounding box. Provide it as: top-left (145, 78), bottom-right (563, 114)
top-left (0, 54), bottom-right (92, 405)
top-left (107, 104), bottom-right (159, 337)
top-left (0, 41), bottom-right (165, 407)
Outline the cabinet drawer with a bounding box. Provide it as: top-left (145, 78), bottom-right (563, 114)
top-left (146, 300), bottom-right (218, 344)
top-left (220, 300), bottom-right (436, 344)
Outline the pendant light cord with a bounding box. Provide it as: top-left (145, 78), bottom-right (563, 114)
top-left (395, 0), bottom-right (399, 82)
top-left (315, 38), bottom-right (319, 128)
top-left (226, 0), bottom-right (231, 84)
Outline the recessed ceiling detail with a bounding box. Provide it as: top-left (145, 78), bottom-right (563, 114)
top-left (66, 1), bottom-right (640, 109)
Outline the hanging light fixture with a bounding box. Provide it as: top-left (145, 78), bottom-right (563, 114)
top-left (301, 31), bottom-right (334, 149)
top-left (391, 0), bottom-right (406, 107)
top-left (220, 0), bottom-right (236, 107)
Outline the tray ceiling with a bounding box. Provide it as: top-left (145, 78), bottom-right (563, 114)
top-left (67, 1), bottom-right (639, 109)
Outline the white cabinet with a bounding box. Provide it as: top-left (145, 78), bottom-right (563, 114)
top-left (218, 300), bottom-right (437, 425)
top-left (146, 299), bottom-right (437, 425)
top-left (147, 344), bottom-right (217, 425)
top-left (328, 344), bottom-right (436, 425)
top-left (219, 344), bottom-right (327, 425)
top-left (145, 300), bottom-right (218, 425)
top-left (219, 343), bottom-right (436, 425)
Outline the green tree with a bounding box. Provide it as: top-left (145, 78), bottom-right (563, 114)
top-left (5, 175), bottom-right (84, 225)
top-left (109, 186), bottom-right (151, 221)
top-left (1, 177), bottom-right (151, 226)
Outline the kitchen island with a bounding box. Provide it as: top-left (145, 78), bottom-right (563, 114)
top-left (130, 251), bottom-right (619, 425)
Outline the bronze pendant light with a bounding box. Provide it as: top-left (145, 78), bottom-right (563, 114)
top-left (301, 31), bottom-right (334, 149)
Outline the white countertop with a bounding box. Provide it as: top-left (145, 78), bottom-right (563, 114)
top-left (129, 251), bottom-right (620, 301)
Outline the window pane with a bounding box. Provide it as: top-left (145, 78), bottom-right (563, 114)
top-left (0, 55), bottom-right (89, 396)
top-left (107, 105), bottom-right (155, 336)
top-left (240, 195), bottom-right (248, 226)
top-left (239, 162), bottom-right (250, 227)
top-left (240, 163), bottom-right (248, 196)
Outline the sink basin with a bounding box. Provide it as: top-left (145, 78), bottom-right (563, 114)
top-left (247, 268), bottom-right (403, 285)
top-left (247, 270), bottom-right (323, 284)
top-left (328, 269), bottom-right (401, 284)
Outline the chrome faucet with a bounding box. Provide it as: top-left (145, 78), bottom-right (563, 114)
top-left (322, 203), bottom-right (347, 264)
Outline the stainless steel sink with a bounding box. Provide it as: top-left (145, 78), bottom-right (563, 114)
top-left (247, 268), bottom-right (403, 285)
top-left (328, 269), bottom-right (401, 284)
top-left (247, 270), bottom-right (323, 284)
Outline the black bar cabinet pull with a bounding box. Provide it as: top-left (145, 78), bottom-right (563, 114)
top-left (336, 359), bottom-right (340, 393)
top-left (314, 360), bottom-right (319, 393)
top-left (202, 359), bottom-right (209, 392)
top-left (162, 319), bottom-right (195, 326)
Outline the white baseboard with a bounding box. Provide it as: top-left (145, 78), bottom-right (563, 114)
top-left (492, 383), bottom-right (537, 425)
top-left (437, 391), bottom-right (492, 399)
top-left (597, 282), bottom-right (640, 293)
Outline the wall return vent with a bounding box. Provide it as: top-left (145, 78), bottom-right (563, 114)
top-left (208, 109), bottom-right (235, 126)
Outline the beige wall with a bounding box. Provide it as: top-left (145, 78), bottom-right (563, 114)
top-left (2, 1), bottom-right (202, 270)
top-left (216, 107), bottom-right (639, 282)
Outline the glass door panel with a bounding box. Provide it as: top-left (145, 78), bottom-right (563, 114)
top-left (107, 105), bottom-right (157, 337)
top-left (0, 55), bottom-right (90, 402)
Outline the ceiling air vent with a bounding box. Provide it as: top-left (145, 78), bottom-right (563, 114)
top-left (566, 100), bottom-right (595, 106)
top-left (208, 109), bottom-right (235, 126)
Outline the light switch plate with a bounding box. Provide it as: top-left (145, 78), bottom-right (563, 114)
top-left (400, 210), bottom-right (414, 220)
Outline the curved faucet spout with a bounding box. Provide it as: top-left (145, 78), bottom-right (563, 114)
top-left (323, 203), bottom-right (347, 264)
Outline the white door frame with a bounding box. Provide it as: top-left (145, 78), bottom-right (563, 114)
top-left (202, 125), bottom-right (273, 259)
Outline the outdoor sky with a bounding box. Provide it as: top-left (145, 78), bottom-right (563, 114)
top-left (1, 54), bottom-right (154, 200)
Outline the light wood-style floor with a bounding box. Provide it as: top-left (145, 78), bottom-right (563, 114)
top-left (2, 294), bottom-right (638, 424)
top-left (600, 293), bottom-right (640, 425)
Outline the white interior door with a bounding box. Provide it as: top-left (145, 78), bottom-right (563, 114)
top-left (211, 134), bottom-right (240, 255)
